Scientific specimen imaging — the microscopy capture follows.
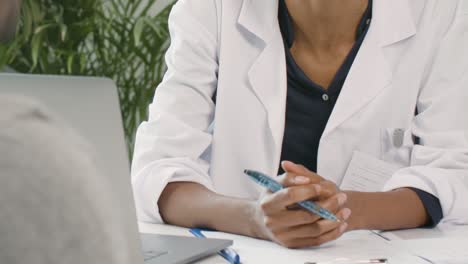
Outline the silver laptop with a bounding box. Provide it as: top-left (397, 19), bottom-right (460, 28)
top-left (0, 73), bottom-right (232, 264)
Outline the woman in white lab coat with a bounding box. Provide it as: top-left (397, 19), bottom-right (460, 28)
top-left (132, 0), bottom-right (468, 248)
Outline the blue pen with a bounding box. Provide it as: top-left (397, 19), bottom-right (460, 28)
top-left (244, 169), bottom-right (340, 222)
top-left (189, 228), bottom-right (241, 264)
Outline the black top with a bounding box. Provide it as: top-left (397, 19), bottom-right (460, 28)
top-left (277, 0), bottom-right (443, 226)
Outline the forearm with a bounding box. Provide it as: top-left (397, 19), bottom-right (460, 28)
top-left (159, 182), bottom-right (257, 237)
top-left (345, 188), bottom-right (428, 231)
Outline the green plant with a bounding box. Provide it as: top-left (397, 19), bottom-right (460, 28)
top-left (0, 0), bottom-right (174, 157)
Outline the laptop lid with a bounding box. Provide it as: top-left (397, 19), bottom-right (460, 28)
top-left (0, 73), bottom-right (233, 264)
top-left (0, 73), bottom-right (142, 261)
top-left (141, 234), bottom-right (232, 264)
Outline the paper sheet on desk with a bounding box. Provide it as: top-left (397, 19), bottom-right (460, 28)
top-left (200, 230), bottom-right (425, 264)
top-left (375, 224), bottom-right (468, 241)
top-left (391, 238), bottom-right (468, 264)
top-left (340, 151), bottom-right (401, 192)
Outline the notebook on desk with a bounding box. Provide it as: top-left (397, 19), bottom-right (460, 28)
top-left (0, 73), bottom-right (232, 264)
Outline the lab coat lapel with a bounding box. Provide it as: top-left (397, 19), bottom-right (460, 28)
top-left (238, 0), bottom-right (287, 154)
top-left (322, 0), bottom-right (417, 138)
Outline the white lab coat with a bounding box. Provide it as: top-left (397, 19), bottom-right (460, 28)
top-left (131, 0), bottom-right (468, 224)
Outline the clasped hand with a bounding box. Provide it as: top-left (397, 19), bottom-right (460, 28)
top-left (251, 161), bottom-right (351, 248)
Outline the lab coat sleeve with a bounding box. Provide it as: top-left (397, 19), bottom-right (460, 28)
top-left (383, 10), bottom-right (468, 224)
top-left (131, 0), bottom-right (219, 223)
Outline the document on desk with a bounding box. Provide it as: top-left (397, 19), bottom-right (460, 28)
top-left (199, 229), bottom-right (425, 264)
top-left (391, 238), bottom-right (468, 264)
top-left (374, 223), bottom-right (468, 241)
top-left (340, 151), bottom-right (401, 192)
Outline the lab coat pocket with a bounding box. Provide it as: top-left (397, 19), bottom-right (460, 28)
top-left (381, 128), bottom-right (415, 167)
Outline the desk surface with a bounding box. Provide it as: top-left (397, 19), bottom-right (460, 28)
top-left (138, 222), bottom-right (468, 264)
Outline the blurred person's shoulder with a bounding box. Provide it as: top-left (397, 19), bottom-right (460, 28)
top-left (0, 94), bottom-right (96, 165)
top-left (0, 95), bottom-right (133, 264)
top-left (0, 95), bottom-right (51, 125)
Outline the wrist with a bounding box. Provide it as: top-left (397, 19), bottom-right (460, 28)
top-left (343, 191), bottom-right (367, 230)
top-left (243, 200), bottom-right (267, 239)
top-left (209, 198), bottom-right (262, 238)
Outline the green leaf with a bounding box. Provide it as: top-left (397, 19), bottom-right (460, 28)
top-left (67, 54), bottom-right (74, 73)
top-left (28, 0), bottom-right (43, 23)
top-left (34, 24), bottom-right (55, 35)
top-left (143, 18), bottom-right (164, 38)
top-left (21, 3), bottom-right (33, 37)
top-left (133, 17), bottom-right (145, 46)
top-left (60, 24), bottom-right (68, 42)
top-left (30, 33), bottom-right (42, 69)
top-left (79, 54), bottom-right (86, 73)
top-left (0, 45), bottom-right (8, 68)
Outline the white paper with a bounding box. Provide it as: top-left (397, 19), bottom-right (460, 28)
top-left (340, 151), bottom-right (402, 192)
top-left (391, 238), bottom-right (468, 264)
top-left (138, 222), bottom-right (425, 264)
top-left (200, 230), bottom-right (424, 264)
top-left (376, 224), bottom-right (468, 242)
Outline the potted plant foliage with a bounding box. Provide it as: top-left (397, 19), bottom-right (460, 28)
top-left (0, 0), bottom-right (174, 156)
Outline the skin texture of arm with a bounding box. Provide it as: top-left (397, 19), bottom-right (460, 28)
top-left (0, 0), bottom-right (22, 43)
top-left (345, 189), bottom-right (428, 231)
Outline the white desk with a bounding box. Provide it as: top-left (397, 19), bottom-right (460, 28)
top-left (139, 222), bottom-right (468, 264)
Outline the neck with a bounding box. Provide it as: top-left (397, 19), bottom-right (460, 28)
top-left (285, 0), bottom-right (368, 49)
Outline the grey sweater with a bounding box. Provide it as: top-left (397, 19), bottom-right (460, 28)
top-left (0, 96), bottom-right (139, 264)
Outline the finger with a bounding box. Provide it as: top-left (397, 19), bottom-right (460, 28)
top-left (261, 185), bottom-right (321, 214)
top-left (264, 209), bottom-right (322, 231)
top-left (281, 161), bottom-right (324, 183)
top-left (277, 208), bottom-right (352, 240)
top-left (277, 218), bottom-right (341, 241)
top-left (316, 181), bottom-right (339, 200)
top-left (278, 208), bottom-right (351, 249)
top-left (286, 185), bottom-right (339, 209)
top-left (316, 192), bottom-right (348, 214)
top-left (286, 221), bottom-right (348, 249)
top-left (278, 172), bottom-right (311, 188)
top-left (266, 193), bottom-right (347, 229)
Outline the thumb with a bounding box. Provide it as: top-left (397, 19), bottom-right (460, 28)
top-left (281, 161), bottom-right (323, 183)
top-left (281, 160), bottom-right (308, 174)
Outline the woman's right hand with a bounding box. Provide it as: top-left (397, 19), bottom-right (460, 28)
top-left (249, 162), bottom-right (351, 248)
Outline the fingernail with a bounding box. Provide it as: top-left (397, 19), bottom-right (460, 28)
top-left (294, 176), bottom-right (310, 184)
top-left (339, 223), bottom-right (348, 233)
top-left (337, 193), bottom-right (348, 206)
top-left (342, 208), bottom-right (351, 220)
